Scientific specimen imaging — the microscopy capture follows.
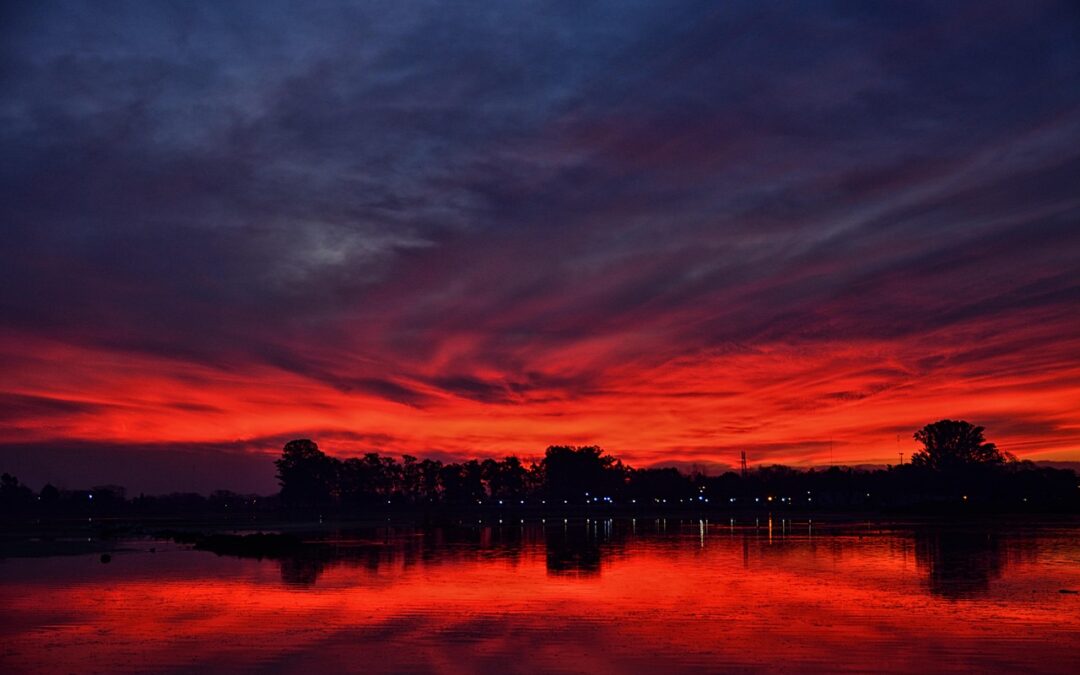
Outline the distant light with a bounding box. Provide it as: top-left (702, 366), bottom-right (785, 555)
top-left (962, 495), bottom-right (968, 501)
top-left (498, 500), bottom-right (503, 505)
top-left (88, 494), bottom-right (93, 500)
top-left (767, 496), bottom-right (773, 502)
top-left (729, 498), bottom-right (735, 503)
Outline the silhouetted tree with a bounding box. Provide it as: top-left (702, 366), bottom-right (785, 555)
top-left (540, 445), bottom-right (625, 502)
top-left (911, 420), bottom-right (1015, 471)
top-left (275, 439), bottom-right (337, 508)
top-left (483, 456), bottom-right (529, 501)
top-left (438, 461), bottom-right (477, 504)
top-left (39, 483), bottom-right (60, 508)
top-left (627, 467), bottom-right (691, 502)
top-left (0, 473), bottom-right (33, 511)
top-left (462, 460), bottom-right (486, 502)
top-left (401, 455), bottom-right (421, 503)
top-left (418, 459), bottom-right (443, 503)
top-left (378, 454), bottom-right (403, 498)
top-left (338, 457), bottom-right (368, 506)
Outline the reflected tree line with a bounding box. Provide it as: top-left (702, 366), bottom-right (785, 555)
top-left (221, 518), bottom-right (1040, 601)
top-left (247, 521), bottom-right (630, 585)
top-left (912, 526), bottom-right (1038, 599)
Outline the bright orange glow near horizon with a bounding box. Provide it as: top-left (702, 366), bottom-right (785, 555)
top-left (4, 296), bottom-right (1080, 487)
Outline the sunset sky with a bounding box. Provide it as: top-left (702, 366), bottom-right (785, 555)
top-left (3, 1), bottom-right (1080, 492)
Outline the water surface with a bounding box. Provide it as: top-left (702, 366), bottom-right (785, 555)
top-left (2, 518), bottom-right (1079, 673)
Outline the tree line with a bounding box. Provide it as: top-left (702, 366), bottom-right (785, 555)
top-left (273, 420), bottom-right (1078, 512)
top-left (2, 420), bottom-right (1077, 515)
top-left (274, 440), bottom-right (630, 508)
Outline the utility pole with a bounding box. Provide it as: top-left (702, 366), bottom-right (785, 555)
top-left (740, 451), bottom-right (747, 478)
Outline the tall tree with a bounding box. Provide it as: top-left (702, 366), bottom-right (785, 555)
top-left (911, 420), bottom-right (1014, 470)
top-left (275, 439), bottom-right (337, 508)
top-left (540, 445), bottom-right (624, 501)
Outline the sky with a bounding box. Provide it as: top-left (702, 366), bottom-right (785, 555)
top-left (2, 1), bottom-right (1080, 493)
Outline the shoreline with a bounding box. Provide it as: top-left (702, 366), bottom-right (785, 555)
top-left (4, 510), bottom-right (1079, 560)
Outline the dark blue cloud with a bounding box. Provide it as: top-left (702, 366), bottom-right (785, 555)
top-left (1, 0), bottom-right (1079, 435)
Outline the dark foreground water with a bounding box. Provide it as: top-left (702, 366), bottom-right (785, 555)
top-left (2, 518), bottom-right (1079, 673)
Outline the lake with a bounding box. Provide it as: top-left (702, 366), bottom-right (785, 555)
top-left (2, 518), bottom-right (1079, 673)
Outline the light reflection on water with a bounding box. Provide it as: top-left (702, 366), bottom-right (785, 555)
top-left (2, 519), bottom-right (1079, 673)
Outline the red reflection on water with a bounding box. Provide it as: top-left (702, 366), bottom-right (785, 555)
top-left (1, 523), bottom-right (1079, 673)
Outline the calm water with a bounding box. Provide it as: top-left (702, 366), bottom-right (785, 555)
top-left (2, 518), bottom-right (1079, 673)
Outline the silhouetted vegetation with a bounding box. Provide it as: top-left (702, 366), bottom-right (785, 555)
top-left (1, 473), bottom-right (34, 511)
top-left (912, 419), bottom-right (1016, 469)
top-left (259, 423), bottom-right (1076, 514)
top-left (2, 420), bottom-right (1077, 518)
